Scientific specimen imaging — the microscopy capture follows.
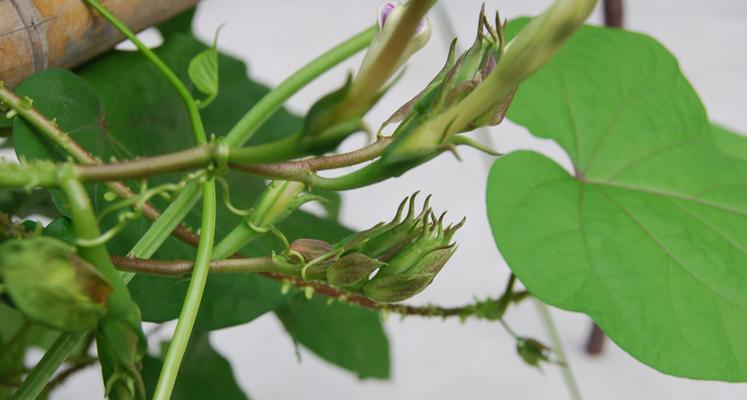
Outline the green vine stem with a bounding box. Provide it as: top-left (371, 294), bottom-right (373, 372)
top-left (130, 22), bottom-right (376, 268)
top-left (110, 256), bottom-right (527, 321)
top-left (223, 26), bottom-right (375, 147)
top-left (84, 0), bottom-right (207, 145)
top-left (11, 333), bottom-right (87, 400)
top-left (152, 180), bottom-right (216, 400)
top-left (13, 332), bottom-right (87, 400)
top-left (4, 8), bottom-right (375, 399)
top-left (0, 84), bottom-right (198, 245)
top-left (112, 255), bottom-right (300, 276)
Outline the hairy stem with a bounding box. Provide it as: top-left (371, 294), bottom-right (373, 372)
top-left (152, 180), bottom-right (216, 400)
top-left (11, 333), bottom-right (86, 400)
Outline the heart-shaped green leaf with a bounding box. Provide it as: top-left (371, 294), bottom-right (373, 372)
top-left (487, 21), bottom-right (747, 381)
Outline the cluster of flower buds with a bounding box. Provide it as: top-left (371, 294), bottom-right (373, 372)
top-left (291, 193), bottom-right (464, 303)
top-left (380, 6), bottom-right (514, 170)
top-left (300, 1), bottom-right (432, 154)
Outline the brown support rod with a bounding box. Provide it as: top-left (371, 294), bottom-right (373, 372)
top-left (585, 0), bottom-right (624, 356)
top-left (0, 0), bottom-right (197, 87)
top-left (603, 0), bottom-right (624, 28)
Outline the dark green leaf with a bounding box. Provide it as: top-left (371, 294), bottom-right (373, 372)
top-left (276, 294), bottom-right (390, 379)
top-left (142, 332), bottom-right (249, 399)
top-left (488, 22), bottom-right (747, 381)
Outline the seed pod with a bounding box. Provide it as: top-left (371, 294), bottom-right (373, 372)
top-left (0, 237), bottom-right (112, 331)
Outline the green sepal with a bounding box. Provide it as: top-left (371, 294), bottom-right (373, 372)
top-left (362, 273), bottom-right (434, 303)
top-left (326, 253), bottom-right (383, 288)
top-left (0, 237), bottom-right (111, 332)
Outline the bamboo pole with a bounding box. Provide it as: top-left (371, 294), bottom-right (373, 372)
top-left (0, 0), bottom-right (197, 87)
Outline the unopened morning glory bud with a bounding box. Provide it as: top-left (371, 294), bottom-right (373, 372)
top-left (326, 253), bottom-right (383, 288)
top-left (300, 1), bottom-right (433, 154)
top-left (380, 6), bottom-right (514, 167)
top-left (0, 237), bottom-right (112, 331)
top-left (350, 1), bottom-right (433, 103)
top-left (362, 209), bottom-right (464, 303)
top-left (322, 193), bottom-right (463, 303)
top-left (335, 192), bottom-right (431, 260)
top-left (290, 239), bottom-right (333, 262)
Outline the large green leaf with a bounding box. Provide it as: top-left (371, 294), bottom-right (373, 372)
top-left (712, 124), bottom-right (747, 161)
top-left (487, 22), bottom-right (747, 381)
top-left (276, 294), bottom-right (390, 379)
top-left (142, 332), bottom-right (249, 399)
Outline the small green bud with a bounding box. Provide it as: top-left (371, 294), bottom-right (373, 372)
top-left (326, 253), bottom-right (383, 288)
top-left (381, 7), bottom-right (514, 166)
top-left (0, 237), bottom-right (112, 331)
top-left (362, 273), bottom-right (433, 303)
top-left (289, 239), bottom-right (333, 262)
top-left (516, 337), bottom-right (552, 368)
top-left (335, 192), bottom-right (431, 259)
top-left (329, 193), bottom-right (464, 303)
top-left (251, 180), bottom-right (306, 227)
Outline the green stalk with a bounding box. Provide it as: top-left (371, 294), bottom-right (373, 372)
top-left (84, 0), bottom-right (207, 145)
top-left (152, 180), bottom-right (216, 400)
top-left (212, 226), bottom-right (262, 261)
top-left (11, 333), bottom-right (86, 400)
top-left (224, 25), bottom-right (375, 147)
top-left (128, 182), bottom-right (201, 261)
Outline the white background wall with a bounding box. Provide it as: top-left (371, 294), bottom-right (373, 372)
top-left (48, 0), bottom-right (747, 398)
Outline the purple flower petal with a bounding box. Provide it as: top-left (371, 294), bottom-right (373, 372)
top-left (378, 2), bottom-right (397, 28)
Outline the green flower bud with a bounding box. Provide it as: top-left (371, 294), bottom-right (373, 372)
top-left (325, 193), bottom-right (463, 303)
top-left (381, 6), bottom-right (514, 167)
top-left (300, 1), bottom-right (433, 155)
top-left (516, 337), bottom-right (552, 368)
top-left (362, 273), bottom-right (433, 303)
top-left (289, 239), bottom-right (333, 262)
top-left (326, 253), bottom-right (383, 288)
top-left (335, 192), bottom-right (431, 260)
top-left (251, 180), bottom-right (306, 227)
top-left (0, 237), bottom-right (111, 331)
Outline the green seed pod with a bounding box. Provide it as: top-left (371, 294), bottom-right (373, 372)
top-left (0, 237), bottom-right (111, 331)
top-left (326, 253), bottom-right (383, 288)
